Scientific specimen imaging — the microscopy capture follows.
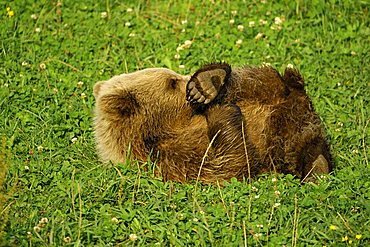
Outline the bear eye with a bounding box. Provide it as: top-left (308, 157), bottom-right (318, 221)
top-left (168, 78), bottom-right (178, 90)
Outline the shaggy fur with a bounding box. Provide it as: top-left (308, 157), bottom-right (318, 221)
top-left (93, 64), bottom-right (332, 183)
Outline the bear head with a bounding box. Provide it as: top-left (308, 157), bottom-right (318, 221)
top-left (93, 68), bottom-right (191, 164)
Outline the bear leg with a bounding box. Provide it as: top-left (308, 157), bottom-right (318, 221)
top-left (204, 104), bottom-right (258, 180)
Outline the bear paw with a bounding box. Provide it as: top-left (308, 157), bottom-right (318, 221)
top-left (186, 63), bottom-right (231, 105)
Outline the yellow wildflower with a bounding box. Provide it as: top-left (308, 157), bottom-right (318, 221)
top-left (6, 7), bottom-right (14, 17)
top-left (355, 234), bottom-right (362, 240)
top-left (342, 235), bottom-right (348, 241)
top-left (349, 240), bottom-right (352, 244)
top-left (329, 225), bottom-right (337, 230)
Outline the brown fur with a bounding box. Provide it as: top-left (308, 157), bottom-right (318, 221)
top-left (93, 64), bottom-right (332, 183)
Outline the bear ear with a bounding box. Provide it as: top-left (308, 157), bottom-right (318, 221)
top-left (186, 63), bottom-right (231, 104)
top-left (283, 65), bottom-right (305, 90)
top-left (99, 91), bottom-right (139, 116)
top-left (93, 81), bottom-right (105, 98)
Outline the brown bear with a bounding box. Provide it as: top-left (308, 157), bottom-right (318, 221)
top-left (93, 63), bottom-right (332, 183)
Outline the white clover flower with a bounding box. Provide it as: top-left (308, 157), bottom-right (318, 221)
top-left (40, 218), bottom-right (48, 224)
top-left (255, 194), bottom-right (260, 199)
top-left (271, 24), bottom-right (282, 31)
top-left (126, 8), bottom-right (133, 12)
top-left (125, 22), bottom-right (131, 27)
top-left (273, 202), bottom-right (281, 208)
top-left (337, 122), bottom-right (343, 127)
top-left (179, 65), bottom-right (185, 69)
top-left (352, 149), bottom-right (359, 154)
top-left (101, 12), bottom-right (108, 19)
top-left (255, 33), bottom-right (264, 40)
top-left (80, 93), bottom-right (86, 99)
top-left (229, 19), bottom-right (235, 24)
top-left (31, 14), bottom-right (37, 19)
top-left (128, 33), bottom-right (136, 37)
top-left (251, 186), bottom-right (258, 192)
top-left (37, 145), bottom-right (44, 151)
top-left (71, 137), bottom-right (78, 144)
top-left (199, 210), bottom-right (205, 215)
top-left (192, 218), bottom-right (199, 222)
top-left (237, 25), bottom-right (244, 31)
top-left (174, 54), bottom-right (180, 59)
top-left (351, 51), bottom-right (357, 56)
top-left (22, 61), bottom-right (29, 66)
top-left (176, 46), bottom-right (184, 52)
top-left (274, 16), bottom-right (284, 25)
top-left (248, 21), bottom-right (255, 28)
top-left (181, 19), bottom-right (188, 25)
top-left (39, 63), bottom-right (46, 70)
top-left (274, 190), bottom-right (281, 196)
top-left (176, 213), bottom-right (184, 220)
top-left (231, 10), bottom-right (237, 15)
top-left (254, 233), bottom-right (262, 238)
top-left (53, 88), bottom-right (58, 93)
top-left (25, 165), bottom-right (30, 171)
top-left (183, 40), bottom-right (192, 48)
top-left (271, 177), bottom-right (277, 183)
top-left (77, 81), bottom-right (84, 87)
top-left (256, 224), bottom-right (264, 228)
top-left (33, 226), bottom-right (41, 232)
top-left (111, 217), bottom-right (119, 224)
top-left (260, 19), bottom-right (267, 26)
top-left (129, 234), bottom-right (138, 241)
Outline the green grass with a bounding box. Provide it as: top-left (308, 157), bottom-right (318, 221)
top-left (1, 0), bottom-right (369, 246)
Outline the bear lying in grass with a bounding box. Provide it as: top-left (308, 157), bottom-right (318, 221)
top-left (93, 63), bottom-right (332, 183)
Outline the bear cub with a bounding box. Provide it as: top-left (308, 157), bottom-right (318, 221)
top-left (93, 63), bottom-right (332, 183)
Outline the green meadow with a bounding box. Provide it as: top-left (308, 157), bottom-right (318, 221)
top-left (0, 0), bottom-right (369, 246)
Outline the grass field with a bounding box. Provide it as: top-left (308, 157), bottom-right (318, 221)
top-left (1, 0), bottom-right (369, 246)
